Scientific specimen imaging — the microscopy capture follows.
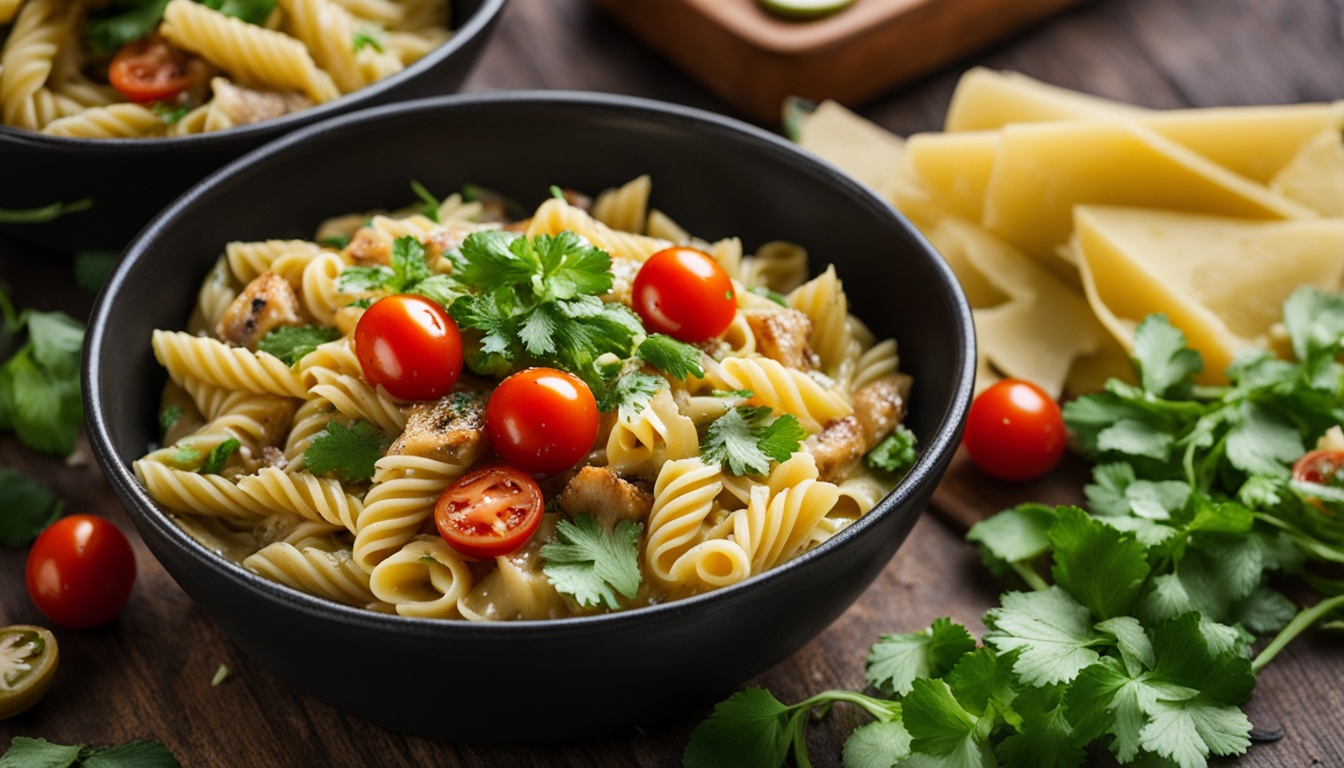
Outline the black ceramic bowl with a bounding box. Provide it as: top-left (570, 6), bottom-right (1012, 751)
top-left (0, 0), bottom-right (504, 255)
top-left (84, 91), bottom-right (975, 744)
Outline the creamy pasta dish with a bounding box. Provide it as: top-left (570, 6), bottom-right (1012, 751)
top-left (0, 0), bottom-right (451, 137)
top-left (134, 176), bottom-right (916, 621)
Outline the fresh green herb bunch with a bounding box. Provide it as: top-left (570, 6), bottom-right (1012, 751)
top-left (686, 285), bottom-right (1344, 768)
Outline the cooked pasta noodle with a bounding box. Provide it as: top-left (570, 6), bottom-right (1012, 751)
top-left (135, 178), bottom-right (914, 621)
top-left (0, 0), bottom-right (452, 136)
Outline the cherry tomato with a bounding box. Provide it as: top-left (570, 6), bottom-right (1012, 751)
top-left (485, 367), bottom-right (598, 474)
top-left (962, 378), bottom-right (1067, 482)
top-left (1292, 449), bottom-right (1344, 513)
top-left (0, 625), bottom-right (59, 720)
top-left (355, 294), bottom-right (464, 402)
top-left (631, 246), bottom-right (737, 342)
top-left (25, 515), bottom-right (136, 630)
top-left (435, 465), bottom-right (545, 559)
top-left (107, 36), bottom-right (202, 104)
top-left (1292, 449), bottom-right (1344, 486)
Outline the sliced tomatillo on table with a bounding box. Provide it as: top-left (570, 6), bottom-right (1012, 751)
top-left (0, 625), bottom-right (58, 720)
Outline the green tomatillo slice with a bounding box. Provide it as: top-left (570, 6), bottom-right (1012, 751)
top-left (0, 625), bottom-right (59, 719)
top-left (757, 0), bottom-right (856, 20)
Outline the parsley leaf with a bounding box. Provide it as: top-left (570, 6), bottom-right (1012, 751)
top-left (866, 617), bottom-right (976, 697)
top-left (83, 0), bottom-right (172, 54)
top-left (303, 421), bottom-right (387, 482)
top-left (701, 406), bottom-right (804, 476)
top-left (257, 325), bottom-right (341, 367)
top-left (540, 514), bottom-right (642, 610)
top-left (0, 468), bottom-right (63, 547)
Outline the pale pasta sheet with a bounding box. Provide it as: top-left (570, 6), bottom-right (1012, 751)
top-left (135, 177), bottom-right (916, 621)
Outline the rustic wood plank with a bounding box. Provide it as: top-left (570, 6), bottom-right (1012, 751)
top-left (1, 0), bottom-right (1342, 764)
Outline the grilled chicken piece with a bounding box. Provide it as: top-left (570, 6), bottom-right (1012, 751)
top-left (342, 227), bottom-right (393, 265)
top-left (555, 466), bottom-right (654, 529)
top-left (807, 372), bottom-right (913, 482)
top-left (209, 77), bottom-right (311, 127)
top-left (215, 270), bottom-right (304, 349)
top-left (742, 308), bottom-right (816, 370)
top-left (387, 388), bottom-right (489, 465)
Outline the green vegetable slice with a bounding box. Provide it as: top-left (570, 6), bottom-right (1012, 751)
top-left (757, 0), bottom-right (856, 20)
top-left (0, 625), bottom-right (58, 720)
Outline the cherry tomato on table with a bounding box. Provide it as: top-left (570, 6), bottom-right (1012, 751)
top-left (962, 378), bottom-right (1067, 482)
top-left (631, 246), bottom-right (737, 343)
top-left (435, 465), bottom-right (545, 559)
top-left (108, 36), bottom-right (203, 104)
top-left (25, 515), bottom-right (136, 630)
top-left (355, 294), bottom-right (464, 402)
top-left (485, 367), bottom-right (598, 475)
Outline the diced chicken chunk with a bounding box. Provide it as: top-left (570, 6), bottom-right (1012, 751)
top-left (555, 466), bottom-right (654, 529)
top-left (215, 270), bottom-right (304, 349)
top-left (806, 372), bottom-right (913, 482)
top-left (342, 227), bottom-right (393, 265)
top-left (210, 77), bottom-right (311, 127)
top-left (742, 308), bottom-right (816, 370)
top-left (387, 388), bottom-right (488, 465)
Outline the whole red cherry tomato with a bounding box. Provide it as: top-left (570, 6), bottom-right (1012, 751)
top-left (355, 294), bottom-right (464, 402)
top-left (631, 246), bottom-right (737, 343)
top-left (485, 367), bottom-right (598, 474)
top-left (435, 465), bottom-right (545, 559)
top-left (108, 36), bottom-right (202, 104)
top-left (962, 378), bottom-right (1067, 482)
top-left (25, 515), bottom-right (136, 629)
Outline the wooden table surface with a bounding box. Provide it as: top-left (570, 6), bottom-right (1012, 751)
top-left (3, 0), bottom-right (1344, 765)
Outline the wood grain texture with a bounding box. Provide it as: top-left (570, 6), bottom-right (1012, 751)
top-left (3, 0), bottom-right (1344, 764)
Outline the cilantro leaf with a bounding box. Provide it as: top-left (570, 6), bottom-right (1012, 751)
top-left (0, 468), bottom-right (63, 547)
top-left (635, 334), bottom-right (704, 380)
top-left (865, 425), bottom-right (918, 475)
top-left (200, 437), bottom-right (240, 475)
top-left (303, 421), bottom-right (387, 482)
top-left (336, 236), bottom-right (450, 302)
top-left (984, 587), bottom-right (1105, 686)
top-left (701, 406), bottom-right (804, 476)
top-left (683, 688), bottom-right (793, 768)
top-left (1048, 506), bottom-right (1150, 620)
top-left (80, 740), bottom-right (183, 768)
top-left (993, 683), bottom-right (1083, 768)
top-left (0, 307), bottom-right (85, 456)
top-left (1132, 314), bottom-right (1202, 399)
top-left (866, 617), bottom-right (976, 697)
top-left (597, 370), bottom-right (664, 421)
top-left (0, 737), bottom-right (180, 768)
top-left (901, 677), bottom-right (996, 768)
top-left (843, 720), bottom-right (913, 768)
top-left (257, 325), bottom-right (341, 367)
top-left (83, 0), bottom-right (172, 53)
top-left (199, 0), bottom-right (276, 24)
top-left (540, 514), bottom-right (642, 610)
top-left (0, 737), bottom-right (83, 768)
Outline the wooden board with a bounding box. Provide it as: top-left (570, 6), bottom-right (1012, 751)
top-left (587, 0), bottom-right (1087, 122)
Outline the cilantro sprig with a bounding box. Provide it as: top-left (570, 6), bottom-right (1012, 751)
top-left (257, 324), bottom-right (341, 367)
top-left (303, 420), bottom-right (389, 483)
top-left (0, 468), bottom-right (63, 547)
top-left (337, 235), bottom-right (459, 307)
top-left (688, 285), bottom-right (1344, 768)
top-left (701, 406), bottom-right (805, 476)
top-left (540, 513), bottom-right (642, 610)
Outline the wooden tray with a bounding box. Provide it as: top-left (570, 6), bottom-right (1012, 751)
top-left (589, 0), bottom-right (1087, 123)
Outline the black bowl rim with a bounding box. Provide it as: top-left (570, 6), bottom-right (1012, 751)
top-left (84, 89), bottom-right (977, 640)
top-left (0, 0), bottom-right (506, 151)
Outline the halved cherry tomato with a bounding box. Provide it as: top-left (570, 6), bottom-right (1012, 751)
top-left (962, 378), bottom-right (1067, 482)
top-left (631, 246), bottom-right (737, 343)
top-left (1292, 449), bottom-right (1344, 486)
top-left (25, 515), bottom-right (136, 630)
top-left (107, 36), bottom-right (202, 104)
top-left (1292, 449), bottom-right (1344, 514)
top-left (355, 294), bottom-right (464, 402)
top-left (0, 625), bottom-right (58, 720)
top-left (435, 465), bottom-right (545, 559)
top-left (485, 367), bottom-right (598, 475)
